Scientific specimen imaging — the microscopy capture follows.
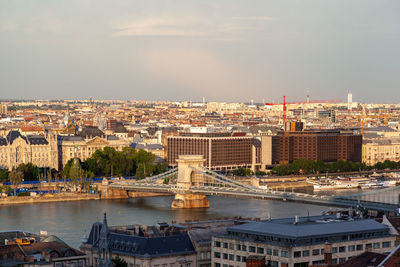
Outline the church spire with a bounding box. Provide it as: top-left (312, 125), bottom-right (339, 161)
top-left (98, 213), bottom-right (113, 267)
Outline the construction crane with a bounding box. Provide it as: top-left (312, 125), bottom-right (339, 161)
top-left (360, 108), bottom-right (388, 136)
top-left (265, 96), bottom-right (344, 126)
top-left (265, 96), bottom-right (287, 125)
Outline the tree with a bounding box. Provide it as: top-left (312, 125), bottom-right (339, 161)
top-left (0, 169), bottom-right (8, 182)
top-left (9, 170), bottom-right (23, 196)
top-left (16, 163), bottom-right (39, 181)
top-left (232, 168), bottom-right (253, 177)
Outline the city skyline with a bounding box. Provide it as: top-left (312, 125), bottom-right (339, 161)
top-left (1, 0), bottom-right (399, 103)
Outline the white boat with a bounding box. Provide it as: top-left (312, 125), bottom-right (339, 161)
top-left (313, 181), bottom-right (359, 190)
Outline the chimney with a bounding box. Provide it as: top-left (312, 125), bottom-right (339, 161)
top-left (324, 243), bottom-right (333, 265)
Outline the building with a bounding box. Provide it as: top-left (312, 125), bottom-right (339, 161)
top-left (363, 138), bottom-right (400, 166)
top-left (81, 214), bottom-right (197, 267)
top-left (284, 121), bottom-right (304, 132)
top-left (130, 143), bottom-right (165, 159)
top-left (271, 130), bottom-right (362, 164)
top-left (0, 102), bottom-right (8, 115)
top-left (362, 127), bottom-right (400, 166)
top-left (0, 231), bottom-right (88, 266)
top-left (212, 214), bottom-right (396, 267)
top-left (0, 130), bottom-right (58, 171)
top-left (167, 133), bottom-right (261, 171)
top-left (58, 127), bottom-right (130, 169)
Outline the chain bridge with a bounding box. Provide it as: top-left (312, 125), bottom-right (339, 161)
top-left (110, 155), bottom-right (400, 213)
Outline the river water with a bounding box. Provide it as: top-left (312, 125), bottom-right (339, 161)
top-left (0, 196), bottom-right (336, 248)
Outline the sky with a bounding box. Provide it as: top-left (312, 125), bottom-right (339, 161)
top-left (0, 0), bottom-right (399, 103)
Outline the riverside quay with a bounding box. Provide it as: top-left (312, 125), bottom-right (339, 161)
top-left (212, 214), bottom-right (396, 267)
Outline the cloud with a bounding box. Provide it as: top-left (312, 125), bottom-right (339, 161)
top-left (113, 17), bottom-right (207, 37)
top-left (112, 15), bottom-right (274, 39)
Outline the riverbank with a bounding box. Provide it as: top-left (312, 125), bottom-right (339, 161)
top-left (0, 191), bottom-right (171, 206)
top-left (0, 193), bottom-right (100, 206)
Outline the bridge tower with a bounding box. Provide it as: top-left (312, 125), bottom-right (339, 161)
top-left (171, 155), bottom-right (210, 209)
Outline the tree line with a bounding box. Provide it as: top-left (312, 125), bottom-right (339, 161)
top-left (271, 159), bottom-right (400, 176)
top-left (62, 146), bottom-right (167, 180)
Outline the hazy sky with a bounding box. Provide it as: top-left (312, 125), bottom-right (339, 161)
top-left (0, 0), bottom-right (399, 103)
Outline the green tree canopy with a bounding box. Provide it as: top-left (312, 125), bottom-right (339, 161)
top-left (16, 163), bottom-right (39, 181)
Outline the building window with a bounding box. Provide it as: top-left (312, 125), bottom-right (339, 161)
top-left (339, 246), bottom-right (346, 253)
top-left (281, 251), bottom-right (289, 258)
top-left (332, 259), bottom-right (338, 264)
top-left (332, 247), bottom-right (337, 254)
top-left (266, 249), bottom-right (272, 255)
top-left (249, 246), bottom-right (256, 253)
top-left (223, 253), bottom-right (228, 260)
top-left (294, 251), bottom-right (301, 258)
top-left (236, 244), bottom-right (241, 250)
top-left (229, 243), bottom-right (234, 250)
top-left (242, 256), bottom-right (246, 262)
top-left (373, 243), bottom-right (380, 249)
top-left (257, 247), bottom-right (264, 254)
top-left (273, 250), bottom-right (279, 256)
top-left (242, 245), bottom-right (247, 252)
top-left (229, 254), bottom-right (234, 261)
top-left (348, 245), bottom-right (355, 252)
top-left (214, 241), bottom-right (221, 247)
top-left (366, 243), bottom-right (372, 249)
top-left (223, 242), bottom-right (228, 249)
top-left (214, 264), bottom-right (220, 267)
top-left (236, 255), bottom-right (241, 262)
top-left (214, 252), bottom-right (220, 258)
top-left (356, 244), bottom-right (363, 251)
top-left (312, 249), bottom-right (320, 256)
top-left (383, 241), bottom-right (391, 248)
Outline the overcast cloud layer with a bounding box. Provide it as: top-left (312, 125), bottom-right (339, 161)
top-left (0, 0), bottom-right (399, 103)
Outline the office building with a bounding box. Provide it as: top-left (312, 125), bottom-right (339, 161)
top-left (271, 130), bottom-right (362, 164)
top-left (167, 133), bottom-right (260, 171)
top-left (212, 214), bottom-right (396, 267)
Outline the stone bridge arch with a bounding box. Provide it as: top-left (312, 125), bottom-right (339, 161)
top-left (171, 155), bottom-right (209, 208)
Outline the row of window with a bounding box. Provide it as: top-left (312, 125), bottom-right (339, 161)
top-left (215, 240), bottom-right (392, 260)
top-left (293, 241), bottom-right (391, 258)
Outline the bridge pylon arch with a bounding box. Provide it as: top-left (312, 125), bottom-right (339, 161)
top-left (171, 155), bottom-right (210, 208)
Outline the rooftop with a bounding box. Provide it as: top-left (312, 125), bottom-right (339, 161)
top-left (227, 215), bottom-right (389, 240)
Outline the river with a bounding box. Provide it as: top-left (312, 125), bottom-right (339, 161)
top-left (0, 195), bottom-right (338, 248)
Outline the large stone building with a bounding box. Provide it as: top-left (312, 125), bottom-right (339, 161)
top-left (270, 130), bottom-right (362, 164)
top-left (81, 214), bottom-right (197, 267)
top-left (58, 127), bottom-right (130, 169)
top-left (212, 214), bottom-right (396, 267)
top-left (362, 138), bottom-right (400, 166)
top-left (362, 127), bottom-right (400, 166)
top-left (0, 130), bottom-right (58, 171)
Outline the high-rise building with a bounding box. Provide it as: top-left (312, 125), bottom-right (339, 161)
top-left (0, 102), bottom-right (8, 115)
top-left (348, 92), bottom-right (353, 110)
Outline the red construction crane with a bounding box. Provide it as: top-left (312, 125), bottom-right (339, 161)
top-left (265, 96), bottom-right (343, 125)
top-left (265, 95), bottom-right (287, 125)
